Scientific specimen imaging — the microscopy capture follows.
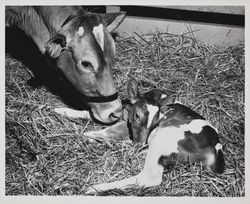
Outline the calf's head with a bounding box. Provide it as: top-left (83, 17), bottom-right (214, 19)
top-left (127, 78), bottom-right (176, 144)
top-left (45, 10), bottom-right (126, 123)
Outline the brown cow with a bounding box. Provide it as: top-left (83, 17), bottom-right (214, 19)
top-left (6, 6), bottom-right (126, 124)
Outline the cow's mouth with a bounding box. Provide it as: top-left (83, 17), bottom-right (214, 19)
top-left (89, 98), bottom-right (122, 124)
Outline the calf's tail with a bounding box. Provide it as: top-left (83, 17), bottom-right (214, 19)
top-left (213, 143), bottom-right (225, 174)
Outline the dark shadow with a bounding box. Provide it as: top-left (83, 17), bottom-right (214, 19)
top-left (5, 26), bottom-right (89, 110)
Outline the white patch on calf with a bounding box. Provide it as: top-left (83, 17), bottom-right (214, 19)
top-left (181, 119), bottom-right (213, 134)
top-left (148, 126), bottom-right (185, 153)
top-left (77, 26), bottom-right (84, 37)
top-left (205, 153), bottom-right (215, 167)
top-left (148, 119), bottom-right (214, 153)
top-left (93, 24), bottom-right (104, 51)
top-left (146, 104), bottom-right (159, 128)
top-left (161, 94), bottom-right (167, 99)
top-left (174, 100), bottom-right (182, 104)
top-left (159, 112), bottom-right (165, 119)
top-left (215, 143), bottom-right (222, 151)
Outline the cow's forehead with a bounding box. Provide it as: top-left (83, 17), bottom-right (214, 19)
top-left (80, 13), bottom-right (102, 28)
top-left (67, 14), bottom-right (116, 58)
top-left (80, 23), bottom-right (107, 53)
top-left (64, 13), bottom-right (101, 33)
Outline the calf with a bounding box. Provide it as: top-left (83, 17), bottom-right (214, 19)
top-left (85, 78), bottom-right (225, 193)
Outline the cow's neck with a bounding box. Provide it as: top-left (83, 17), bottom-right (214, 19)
top-left (6, 6), bottom-right (83, 54)
top-left (34, 6), bottom-right (82, 35)
top-left (6, 6), bottom-right (49, 53)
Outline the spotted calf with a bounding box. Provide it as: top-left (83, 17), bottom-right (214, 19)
top-left (85, 78), bottom-right (225, 193)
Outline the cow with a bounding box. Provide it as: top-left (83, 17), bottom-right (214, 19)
top-left (5, 6), bottom-right (126, 124)
top-left (84, 78), bottom-right (225, 194)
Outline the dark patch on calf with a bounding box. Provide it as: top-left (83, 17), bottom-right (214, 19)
top-left (159, 104), bottom-right (205, 128)
top-left (127, 121), bottom-right (134, 141)
top-left (158, 153), bottom-right (178, 169)
top-left (147, 110), bottom-right (160, 139)
top-left (161, 104), bottom-right (205, 120)
top-left (188, 126), bottom-right (219, 149)
top-left (214, 149), bottom-right (225, 173)
top-left (143, 89), bottom-right (163, 106)
top-left (159, 118), bottom-right (185, 128)
top-left (177, 134), bottom-right (199, 154)
top-left (178, 125), bottom-right (219, 154)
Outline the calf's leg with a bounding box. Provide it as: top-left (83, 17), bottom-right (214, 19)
top-left (83, 120), bottom-right (129, 141)
top-left (84, 131), bottom-right (177, 194)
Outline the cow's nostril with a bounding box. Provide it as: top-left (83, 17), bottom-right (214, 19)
top-left (109, 110), bottom-right (122, 121)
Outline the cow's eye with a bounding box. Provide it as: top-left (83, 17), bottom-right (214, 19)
top-left (81, 61), bottom-right (94, 72)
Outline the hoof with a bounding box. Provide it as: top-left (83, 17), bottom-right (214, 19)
top-left (54, 107), bottom-right (68, 116)
top-left (84, 186), bottom-right (98, 195)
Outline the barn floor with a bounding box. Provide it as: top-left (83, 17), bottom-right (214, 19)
top-left (5, 31), bottom-right (244, 196)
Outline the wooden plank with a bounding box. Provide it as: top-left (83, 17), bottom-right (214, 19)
top-left (144, 6), bottom-right (244, 15)
top-left (118, 6), bottom-right (244, 27)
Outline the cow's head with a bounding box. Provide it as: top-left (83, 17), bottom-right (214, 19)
top-left (45, 10), bottom-right (126, 124)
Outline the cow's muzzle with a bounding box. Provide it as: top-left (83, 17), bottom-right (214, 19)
top-left (88, 94), bottom-right (122, 124)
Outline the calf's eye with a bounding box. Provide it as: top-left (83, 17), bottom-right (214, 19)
top-left (134, 113), bottom-right (140, 122)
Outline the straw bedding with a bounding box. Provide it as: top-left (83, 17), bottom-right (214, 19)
top-left (5, 31), bottom-right (244, 196)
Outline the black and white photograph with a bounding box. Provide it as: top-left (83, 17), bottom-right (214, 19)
top-left (1, 0), bottom-right (247, 203)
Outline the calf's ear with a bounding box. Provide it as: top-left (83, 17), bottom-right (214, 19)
top-left (127, 78), bottom-right (139, 104)
top-left (45, 34), bottom-right (66, 58)
top-left (159, 94), bottom-right (176, 106)
top-left (159, 94), bottom-right (176, 112)
top-left (101, 11), bottom-right (126, 32)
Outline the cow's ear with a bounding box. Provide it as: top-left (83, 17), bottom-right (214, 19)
top-left (45, 34), bottom-right (66, 58)
top-left (127, 77), bottom-right (139, 104)
top-left (101, 11), bottom-right (126, 32)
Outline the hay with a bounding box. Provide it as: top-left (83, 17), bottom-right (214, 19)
top-left (5, 31), bottom-right (244, 196)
